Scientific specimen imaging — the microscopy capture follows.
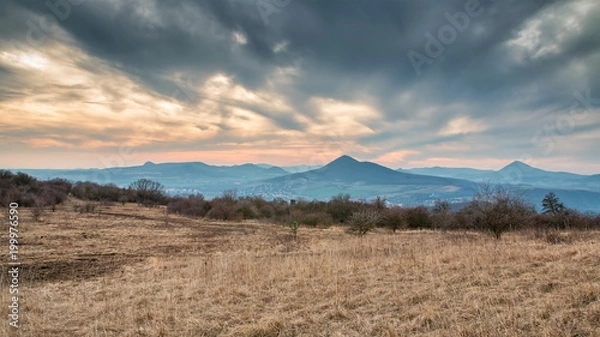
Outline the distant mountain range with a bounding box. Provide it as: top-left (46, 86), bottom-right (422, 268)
top-left (399, 161), bottom-right (600, 191)
top-left (9, 155), bottom-right (600, 213)
top-left (241, 156), bottom-right (476, 205)
top-left (17, 161), bottom-right (288, 197)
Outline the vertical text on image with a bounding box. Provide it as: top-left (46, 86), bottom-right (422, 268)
top-left (7, 202), bottom-right (20, 329)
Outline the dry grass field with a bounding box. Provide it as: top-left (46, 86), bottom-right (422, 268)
top-left (2, 200), bottom-right (600, 336)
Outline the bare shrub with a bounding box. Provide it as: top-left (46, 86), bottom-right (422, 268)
top-left (72, 181), bottom-right (134, 203)
top-left (405, 206), bottom-right (433, 229)
top-left (529, 208), bottom-right (592, 231)
top-left (454, 208), bottom-right (476, 230)
top-left (327, 193), bottom-right (361, 224)
top-left (258, 204), bottom-right (275, 219)
top-left (432, 199), bottom-right (451, 214)
top-left (97, 184), bottom-right (126, 203)
top-left (72, 181), bottom-right (100, 200)
top-left (167, 194), bottom-right (210, 217)
top-left (235, 200), bottom-right (260, 219)
top-left (382, 206), bottom-right (406, 232)
top-left (431, 199), bottom-right (456, 230)
top-left (556, 208), bottom-right (593, 230)
top-left (40, 178), bottom-right (71, 211)
top-left (469, 183), bottom-right (534, 240)
top-left (371, 196), bottom-right (386, 211)
top-left (529, 213), bottom-right (555, 230)
top-left (271, 198), bottom-right (290, 220)
top-left (206, 198), bottom-right (242, 221)
top-left (347, 209), bottom-right (382, 236)
top-left (130, 179), bottom-right (166, 206)
top-left (118, 195), bottom-right (130, 205)
top-left (0, 170), bottom-right (38, 207)
top-left (244, 195), bottom-right (269, 212)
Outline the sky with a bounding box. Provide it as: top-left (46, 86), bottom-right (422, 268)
top-left (0, 0), bottom-right (599, 174)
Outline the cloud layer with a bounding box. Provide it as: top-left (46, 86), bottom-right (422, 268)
top-left (1, 0), bottom-right (599, 173)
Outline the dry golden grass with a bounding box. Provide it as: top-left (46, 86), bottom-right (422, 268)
top-left (1, 200), bottom-right (600, 336)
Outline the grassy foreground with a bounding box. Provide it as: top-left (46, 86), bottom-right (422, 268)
top-left (1, 202), bottom-right (600, 336)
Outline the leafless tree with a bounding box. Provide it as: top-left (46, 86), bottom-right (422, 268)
top-left (348, 209), bottom-right (383, 236)
top-left (130, 179), bottom-right (165, 206)
top-left (469, 183), bottom-right (534, 239)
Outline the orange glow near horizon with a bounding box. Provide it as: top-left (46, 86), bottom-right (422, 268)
top-left (4, 149), bottom-right (599, 176)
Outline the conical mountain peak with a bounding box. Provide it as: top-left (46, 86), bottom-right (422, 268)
top-left (501, 160), bottom-right (533, 171)
top-left (326, 155), bottom-right (360, 166)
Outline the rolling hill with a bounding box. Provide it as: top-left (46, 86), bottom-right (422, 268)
top-left (240, 156), bottom-right (477, 205)
top-left (398, 166), bottom-right (495, 181)
top-left (400, 161), bottom-right (600, 192)
top-left (18, 161), bottom-right (289, 198)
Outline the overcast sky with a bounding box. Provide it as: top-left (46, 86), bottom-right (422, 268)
top-left (1, 0), bottom-right (599, 173)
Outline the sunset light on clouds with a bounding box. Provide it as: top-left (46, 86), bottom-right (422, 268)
top-left (1, 0), bottom-right (599, 173)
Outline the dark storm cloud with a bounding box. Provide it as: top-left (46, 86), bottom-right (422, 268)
top-left (8, 0), bottom-right (595, 104)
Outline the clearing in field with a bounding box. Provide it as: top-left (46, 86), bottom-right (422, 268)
top-left (2, 202), bottom-right (600, 336)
